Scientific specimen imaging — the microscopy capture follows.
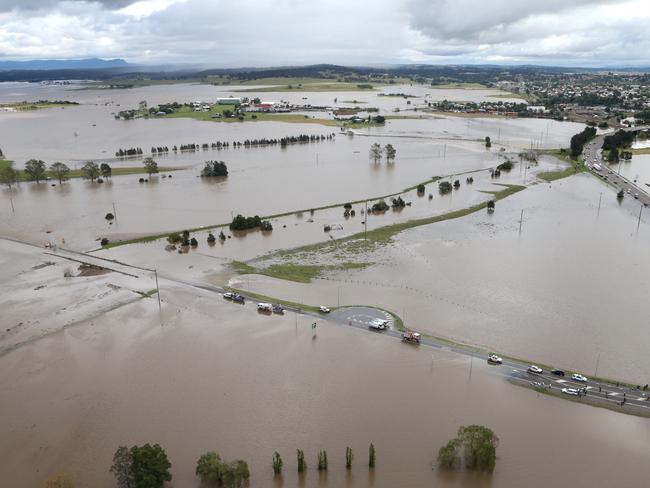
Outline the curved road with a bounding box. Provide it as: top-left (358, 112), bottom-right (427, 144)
top-left (5, 226), bottom-right (650, 417)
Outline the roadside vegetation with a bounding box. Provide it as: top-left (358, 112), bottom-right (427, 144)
top-left (538, 149), bottom-right (586, 182)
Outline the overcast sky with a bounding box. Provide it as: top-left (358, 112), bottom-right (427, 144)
top-left (0, 0), bottom-right (649, 67)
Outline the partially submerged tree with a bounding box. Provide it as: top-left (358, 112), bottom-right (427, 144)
top-left (369, 143), bottom-right (383, 163)
top-left (272, 451), bottom-right (283, 475)
top-left (110, 443), bottom-right (172, 488)
top-left (384, 143), bottom-right (396, 162)
top-left (143, 157), bottom-right (159, 176)
top-left (437, 425), bottom-right (499, 472)
top-left (317, 450), bottom-right (328, 471)
top-left (24, 159), bottom-right (46, 183)
top-left (438, 181), bottom-right (452, 194)
top-left (81, 161), bottom-right (100, 181)
top-left (49, 162), bottom-right (71, 183)
top-left (345, 447), bottom-right (353, 469)
top-left (196, 451), bottom-right (223, 486)
top-left (368, 443), bottom-right (376, 468)
top-left (485, 136), bottom-right (492, 148)
top-left (100, 163), bottom-right (112, 179)
top-left (201, 160), bottom-right (228, 177)
top-left (0, 165), bottom-right (18, 190)
top-left (297, 449), bottom-right (306, 473)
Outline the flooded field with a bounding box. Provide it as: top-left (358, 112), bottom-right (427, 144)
top-left (611, 154), bottom-right (650, 188)
top-left (1, 278), bottom-right (649, 488)
top-left (0, 82), bottom-right (582, 250)
top-left (2, 80), bottom-right (649, 488)
top-left (240, 174), bottom-right (650, 383)
top-left (0, 82), bottom-right (577, 165)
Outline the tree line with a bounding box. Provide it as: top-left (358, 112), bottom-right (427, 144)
top-left (570, 126), bottom-right (597, 158)
top-left (115, 133), bottom-right (335, 158)
top-left (49, 426), bottom-right (497, 487)
top-left (0, 158), bottom-right (161, 188)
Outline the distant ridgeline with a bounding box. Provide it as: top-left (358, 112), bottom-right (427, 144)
top-left (114, 133), bottom-right (335, 158)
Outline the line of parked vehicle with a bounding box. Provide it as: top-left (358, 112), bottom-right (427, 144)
top-left (487, 354), bottom-right (590, 394)
top-left (223, 292), bottom-right (333, 315)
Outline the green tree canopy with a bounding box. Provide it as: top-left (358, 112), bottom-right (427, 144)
top-left (49, 162), bottom-right (71, 184)
top-left (201, 160), bottom-right (229, 177)
top-left (437, 425), bottom-right (499, 472)
top-left (143, 157), bottom-right (159, 176)
top-left (384, 144), bottom-right (396, 162)
top-left (81, 161), bottom-right (100, 181)
top-left (196, 451), bottom-right (250, 488)
top-left (0, 165), bottom-right (18, 189)
top-left (100, 163), bottom-right (112, 178)
top-left (24, 159), bottom-right (46, 183)
top-left (110, 444), bottom-right (171, 488)
top-left (369, 143), bottom-right (382, 163)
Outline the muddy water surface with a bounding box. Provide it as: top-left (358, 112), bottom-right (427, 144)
top-left (242, 174), bottom-right (650, 383)
top-left (1, 283), bottom-right (649, 488)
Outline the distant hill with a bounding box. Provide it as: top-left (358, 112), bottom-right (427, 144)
top-left (0, 58), bottom-right (129, 71)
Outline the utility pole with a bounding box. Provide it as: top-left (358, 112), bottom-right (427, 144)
top-left (597, 192), bottom-right (602, 214)
top-left (638, 204), bottom-right (644, 230)
top-left (112, 202), bottom-right (117, 223)
top-left (519, 209), bottom-right (524, 234)
top-left (8, 185), bottom-right (15, 214)
top-left (154, 269), bottom-right (162, 325)
top-left (364, 201), bottom-right (368, 239)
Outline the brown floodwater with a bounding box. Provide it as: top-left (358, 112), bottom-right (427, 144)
top-left (1, 282), bottom-right (649, 488)
top-left (0, 81), bottom-right (582, 165)
top-left (239, 174), bottom-right (650, 383)
top-left (0, 82), bottom-right (583, 250)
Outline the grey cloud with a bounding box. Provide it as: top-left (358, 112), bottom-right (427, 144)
top-left (407, 0), bottom-right (627, 41)
top-left (0, 0), bottom-right (135, 13)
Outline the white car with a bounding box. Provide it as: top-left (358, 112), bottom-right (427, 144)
top-left (562, 388), bottom-right (580, 396)
top-left (319, 306), bottom-right (331, 313)
top-left (527, 365), bottom-right (543, 374)
top-left (223, 292), bottom-right (234, 299)
top-left (257, 302), bottom-right (273, 312)
top-left (572, 374), bottom-right (588, 383)
top-left (487, 354), bottom-right (503, 365)
top-left (369, 318), bottom-right (388, 330)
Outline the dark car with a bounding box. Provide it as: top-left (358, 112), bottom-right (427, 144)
top-left (551, 369), bottom-right (565, 377)
top-left (272, 304), bottom-right (284, 314)
top-left (233, 294), bottom-right (245, 303)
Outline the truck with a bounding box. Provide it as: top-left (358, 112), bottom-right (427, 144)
top-left (402, 331), bottom-right (421, 344)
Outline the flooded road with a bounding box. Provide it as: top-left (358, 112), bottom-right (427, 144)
top-left (1, 282), bottom-right (649, 488)
top-left (240, 174), bottom-right (650, 383)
